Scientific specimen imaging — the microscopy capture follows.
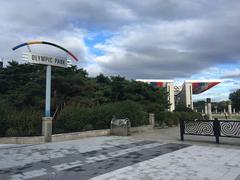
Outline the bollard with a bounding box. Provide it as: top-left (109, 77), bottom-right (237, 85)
top-left (228, 101), bottom-right (232, 117)
top-left (207, 98), bottom-right (212, 120)
top-left (205, 103), bottom-right (208, 114)
top-left (149, 113), bottom-right (155, 128)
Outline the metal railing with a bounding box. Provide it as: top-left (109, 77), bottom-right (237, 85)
top-left (180, 118), bottom-right (240, 143)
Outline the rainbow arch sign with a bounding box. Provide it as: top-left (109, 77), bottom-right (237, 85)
top-left (12, 41), bottom-right (78, 61)
top-left (12, 41), bottom-right (79, 118)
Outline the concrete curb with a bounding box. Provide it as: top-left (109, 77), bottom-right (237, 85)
top-left (52, 129), bottom-right (110, 142)
top-left (0, 125), bottom-right (152, 144)
top-left (0, 136), bottom-right (45, 144)
top-left (0, 129), bottom-right (110, 144)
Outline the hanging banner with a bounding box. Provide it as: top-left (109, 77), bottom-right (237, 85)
top-left (22, 52), bottom-right (68, 68)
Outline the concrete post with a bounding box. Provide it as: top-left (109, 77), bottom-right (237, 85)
top-left (233, 108), bottom-right (236, 114)
top-left (149, 113), bottom-right (155, 128)
top-left (0, 59), bottom-right (3, 69)
top-left (215, 108), bottom-right (217, 114)
top-left (185, 82), bottom-right (193, 109)
top-left (207, 98), bottom-right (212, 120)
top-left (228, 101), bottom-right (232, 116)
top-left (205, 103), bottom-right (208, 114)
top-left (168, 82), bottom-right (175, 112)
top-left (224, 108), bottom-right (226, 113)
top-left (42, 117), bottom-right (52, 142)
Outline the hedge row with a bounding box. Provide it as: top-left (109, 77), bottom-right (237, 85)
top-left (154, 111), bottom-right (203, 127)
top-left (0, 102), bottom-right (42, 137)
top-left (0, 99), bottom-right (203, 136)
top-left (54, 100), bottom-right (148, 133)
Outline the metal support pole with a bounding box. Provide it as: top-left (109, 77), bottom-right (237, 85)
top-left (45, 65), bottom-right (51, 117)
top-left (213, 118), bottom-right (220, 144)
top-left (42, 65), bottom-right (52, 142)
top-left (180, 119), bottom-right (185, 141)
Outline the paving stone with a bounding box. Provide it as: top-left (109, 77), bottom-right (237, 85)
top-left (0, 136), bottom-right (239, 180)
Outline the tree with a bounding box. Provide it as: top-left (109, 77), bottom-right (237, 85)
top-left (229, 89), bottom-right (240, 111)
top-left (0, 61), bottom-right (169, 136)
top-left (174, 104), bottom-right (193, 112)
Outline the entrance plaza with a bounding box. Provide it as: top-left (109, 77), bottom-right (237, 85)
top-left (0, 128), bottom-right (239, 180)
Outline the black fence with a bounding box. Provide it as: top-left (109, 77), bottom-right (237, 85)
top-left (180, 118), bottom-right (240, 143)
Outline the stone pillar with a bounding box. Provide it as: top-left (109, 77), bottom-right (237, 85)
top-left (224, 108), bottom-right (226, 113)
top-left (0, 59), bottom-right (3, 69)
top-left (149, 113), bottom-right (155, 128)
top-left (185, 82), bottom-right (193, 109)
top-left (168, 82), bottom-right (175, 112)
top-left (207, 98), bottom-right (212, 120)
top-left (215, 108), bottom-right (218, 114)
top-left (228, 101), bottom-right (232, 116)
top-left (233, 108), bottom-right (236, 114)
top-left (204, 103), bottom-right (208, 114)
top-left (42, 117), bottom-right (52, 142)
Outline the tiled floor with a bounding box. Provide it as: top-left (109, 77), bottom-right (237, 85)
top-left (0, 136), bottom-right (239, 180)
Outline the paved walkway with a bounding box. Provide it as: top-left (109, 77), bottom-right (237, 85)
top-left (0, 135), bottom-right (240, 180)
top-left (132, 126), bottom-right (240, 149)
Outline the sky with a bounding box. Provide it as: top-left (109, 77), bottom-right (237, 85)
top-left (0, 0), bottom-right (240, 102)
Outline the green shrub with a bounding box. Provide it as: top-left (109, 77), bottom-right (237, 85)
top-left (0, 103), bottom-right (10, 136)
top-left (54, 106), bottom-right (94, 133)
top-left (174, 104), bottom-right (193, 112)
top-left (5, 128), bottom-right (19, 137)
top-left (179, 112), bottom-right (203, 121)
top-left (0, 100), bottom-right (42, 137)
top-left (54, 100), bottom-right (148, 133)
top-left (5, 109), bottom-right (42, 136)
top-left (154, 111), bottom-right (203, 127)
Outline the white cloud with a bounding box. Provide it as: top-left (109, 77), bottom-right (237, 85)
top-left (1, 0), bottom-right (240, 101)
top-left (221, 69), bottom-right (240, 79)
top-left (93, 16), bottom-right (240, 79)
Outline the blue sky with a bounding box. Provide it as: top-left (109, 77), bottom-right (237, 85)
top-left (85, 31), bottom-right (114, 56)
top-left (0, 0), bottom-right (240, 102)
top-left (189, 64), bottom-right (240, 101)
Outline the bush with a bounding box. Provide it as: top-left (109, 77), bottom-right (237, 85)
top-left (54, 100), bottom-right (148, 133)
top-left (0, 101), bottom-right (42, 137)
top-left (54, 106), bottom-right (91, 133)
top-left (5, 109), bottom-right (42, 136)
top-left (0, 103), bottom-right (10, 136)
top-left (174, 104), bottom-right (193, 112)
top-left (154, 111), bottom-right (203, 127)
top-left (0, 100), bottom-right (41, 137)
top-left (178, 112), bottom-right (203, 121)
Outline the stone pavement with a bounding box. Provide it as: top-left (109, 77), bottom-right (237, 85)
top-left (0, 136), bottom-right (240, 180)
top-left (132, 126), bottom-right (240, 149)
top-left (92, 145), bottom-right (240, 180)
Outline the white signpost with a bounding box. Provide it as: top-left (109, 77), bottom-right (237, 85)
top-left (22, 52), bottom-right (68, 142)
top-left (22, 52), bottom-right (68, 68)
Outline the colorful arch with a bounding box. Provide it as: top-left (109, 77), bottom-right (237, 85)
top-left (12, 41), bottom-right (78, 61)
top-left (192, 81), bottom-right (220, 94)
